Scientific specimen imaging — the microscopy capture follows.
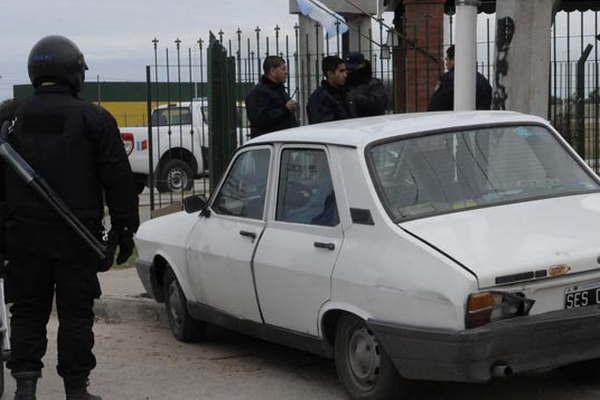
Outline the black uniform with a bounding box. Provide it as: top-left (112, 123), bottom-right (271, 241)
top-left (428, 68), bottom-right (493, 111)
top-left (306, 80), bottom-right (355, 124)
top-left (0, 84), bottom-right (139, 381)
top-left (245, 76), bottom-right (298, 138)
top-left (346, 66), bottom-right (388, 117)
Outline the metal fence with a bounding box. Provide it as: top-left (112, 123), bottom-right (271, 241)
top-left (142, 10), bottom-right (600, 214)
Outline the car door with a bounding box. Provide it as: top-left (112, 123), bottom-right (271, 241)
top-left (186, 146), bottom-right (272, 322)
top-left (253, 146), bottom-right (344, 335)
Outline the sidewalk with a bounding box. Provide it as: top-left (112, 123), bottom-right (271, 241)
top-left (94, 267), bottom-right (167, 325)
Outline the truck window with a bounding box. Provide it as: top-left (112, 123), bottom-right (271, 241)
top-left (151, 107), bottom-right (192, 127)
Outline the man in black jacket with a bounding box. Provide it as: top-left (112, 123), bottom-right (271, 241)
top-left (245, 56), bottom-right (298, 138)
top-left (428, 45), bottom-right (493, 111)
top-left (307, 56), bottom-right (355, 124)
top-left (345, 52), bottom-right (389, 117)
top-left (0, 36), bottom-right (139, 400)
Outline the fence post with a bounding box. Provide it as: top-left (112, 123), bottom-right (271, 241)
top-left (576, 44), bottom-right (594, 158)
top-left (146, 65), bottom-right (155, 212)
top-left (207, 32), bottom-right (237, 192)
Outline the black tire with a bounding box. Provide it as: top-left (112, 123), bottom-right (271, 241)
top-left (163, 268), bottom-right (206, 343)
top-left (560, 358), bottom-right (600, 382)
top-left (334, 315), bottom-right (403, 400)
top-left (156, 159), bottom-right (194, 193)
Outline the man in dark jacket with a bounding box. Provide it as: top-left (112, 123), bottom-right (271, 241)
top-left (0, 35), bottom-right (139, 400)
top-left (245, 56), bottom-right (298, 138)
top-left (344, 52), bottom-right (389, 117)
top-left (428, 45), bottom-right (493, 111)
top-left (307, 56), bottom-right (355, 124)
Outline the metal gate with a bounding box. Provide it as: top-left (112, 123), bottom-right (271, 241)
top-left (142, 11), bottom-right (600, 216)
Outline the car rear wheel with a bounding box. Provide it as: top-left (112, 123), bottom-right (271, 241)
top-left (163, 268), bottom-right (206, 343)
top-left (334, 314), bottom-right (403, 400)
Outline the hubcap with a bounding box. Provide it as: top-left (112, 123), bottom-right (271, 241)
top-left (167, 167), bottom-right (188, 192)
top-left (167, 281), bottom-right (184, 329)
top-left (348, 326), bottom-right (382, 390)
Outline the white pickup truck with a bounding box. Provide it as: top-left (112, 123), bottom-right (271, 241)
top-left (121, 99), bottom-right (249, 193)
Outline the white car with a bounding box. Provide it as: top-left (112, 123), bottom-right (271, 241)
top-left (135, 111), bottom-right (600, 399)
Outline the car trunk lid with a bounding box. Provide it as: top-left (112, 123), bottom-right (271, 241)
top-left (400, 193), bottom-right (600, 289)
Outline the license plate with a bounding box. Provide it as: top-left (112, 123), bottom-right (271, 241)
top-left (565, 282), bottom-right (600, 309)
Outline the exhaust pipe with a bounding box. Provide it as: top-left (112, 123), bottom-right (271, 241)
top-left (491, 364), bottom-right (513, 377)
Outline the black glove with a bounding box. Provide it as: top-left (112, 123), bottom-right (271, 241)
top-left (98, 227), bottom-right (135, 272)
top-left (98, 231), bottom-right (117, 272)
top-left (115, 227), bottom-right (135, 264)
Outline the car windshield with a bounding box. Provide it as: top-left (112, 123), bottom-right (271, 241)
top-left (368, 125), bottom-right (600, 221)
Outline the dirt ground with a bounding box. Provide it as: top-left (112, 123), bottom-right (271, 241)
top-left (4, 315), bottom-right (600, 400)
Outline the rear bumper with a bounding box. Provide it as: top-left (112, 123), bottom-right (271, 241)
top-left (368, 305), bottom-right (600, 383)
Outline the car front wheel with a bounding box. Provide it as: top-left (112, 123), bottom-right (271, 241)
top-left (334, 314), bottom-right (402, 400)
top-left (163, 268), bottom-right (206, 343)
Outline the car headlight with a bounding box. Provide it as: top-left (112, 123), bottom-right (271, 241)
top-left (466, 291), bottom-right (535, 329)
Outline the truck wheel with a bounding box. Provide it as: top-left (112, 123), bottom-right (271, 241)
top-left (156, 159), bottom-right (194, 193)
top-left (163, 268), bottom-right (206, 343)
top-left (334, 315), bottom-right (403, 400)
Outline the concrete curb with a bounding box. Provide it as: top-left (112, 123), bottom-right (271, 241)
top-left (93, 295), bottom-right (167, 325)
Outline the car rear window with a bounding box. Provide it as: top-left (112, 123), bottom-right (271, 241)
top-left (368, 125), bottom-right (600, 221)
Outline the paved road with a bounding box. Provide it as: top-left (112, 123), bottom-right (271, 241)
top-left (4, 315), bottom-right (600, 400)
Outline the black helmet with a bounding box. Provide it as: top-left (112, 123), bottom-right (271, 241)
top-left (28, 35), bottom-right (88, 92)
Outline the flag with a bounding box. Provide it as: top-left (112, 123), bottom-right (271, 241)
top-left (296, 0), bottom-right (349, 37)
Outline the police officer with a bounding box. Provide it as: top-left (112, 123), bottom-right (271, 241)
top-left (0, 35), bottom-right (139, 400)
top-left (245, 56), bottom-right (298, 138)
top-left (344, 52), bottom-right (389, 117)
top-left (428, 45), bottom-right (493, 111)
top-left (307, 56), bottom-right (355, 124)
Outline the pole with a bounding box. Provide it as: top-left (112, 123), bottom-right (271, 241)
top-left (454, 0), bottom-right (480, 111)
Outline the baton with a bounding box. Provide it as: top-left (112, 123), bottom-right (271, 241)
top-left (0, 121), bottom-right (107, 260)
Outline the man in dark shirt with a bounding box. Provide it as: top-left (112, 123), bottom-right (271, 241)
top-left (245, 56), bottom-right (298, 138)
top-left (307, 56), bottom-right (355, 124)
top-left (345, 52), bottom-right (389, 117)
top-left (428, 45), bottom-right (493, 111)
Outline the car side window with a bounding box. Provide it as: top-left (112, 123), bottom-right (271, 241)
top-left (212, 148), bottom-right (271, 219)
top-left (276, 148), bottom-right (339, 227)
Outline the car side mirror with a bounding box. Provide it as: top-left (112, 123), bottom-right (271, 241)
top-left (183, 195), bottom-right (209, 216)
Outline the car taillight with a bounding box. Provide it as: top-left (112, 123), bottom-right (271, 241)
top-left (121, 133), bottom-right (134, 155)
top-left (466, 291), bottom-right (535, 329)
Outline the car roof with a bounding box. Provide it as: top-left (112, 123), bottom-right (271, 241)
top-left (247, 111), bottom-right (550, 149)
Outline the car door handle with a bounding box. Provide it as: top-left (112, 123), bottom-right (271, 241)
top-left (314, 242), bottom-right (335, 251)
top-left (240, 231), bottom-right (257, 240)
